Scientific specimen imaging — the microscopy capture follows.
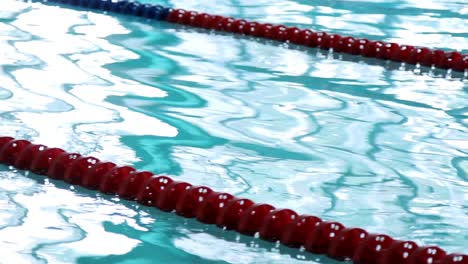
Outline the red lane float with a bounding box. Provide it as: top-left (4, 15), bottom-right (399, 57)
top-left (0, 136), bottom-right (466, 263)
top-left (165, 9), bottom-right (468, 73)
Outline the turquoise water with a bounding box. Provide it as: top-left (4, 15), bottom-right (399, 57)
top-left (0, 0), bottom-right (467, 263)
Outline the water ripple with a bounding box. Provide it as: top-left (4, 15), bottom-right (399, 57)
top-left (0, 0), bottom-right (467, 263)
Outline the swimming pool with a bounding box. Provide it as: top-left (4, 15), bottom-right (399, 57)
top-left (0, 0), bottom-right (467, 263)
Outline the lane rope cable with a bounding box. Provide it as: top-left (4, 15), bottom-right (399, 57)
top-left (0, 136), bottom-right (466, 264)
top-left (28, 0), bottom-right (468, 73)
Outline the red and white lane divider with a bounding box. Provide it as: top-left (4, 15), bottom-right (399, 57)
top-left (0, 136), bottom-right (466, 263)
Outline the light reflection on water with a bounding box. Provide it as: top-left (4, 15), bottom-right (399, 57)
top-left (0, 0), bottom-right (466, 263)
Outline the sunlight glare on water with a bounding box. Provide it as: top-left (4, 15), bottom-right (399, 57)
top-left (0, 0), bottom-right (467, 263)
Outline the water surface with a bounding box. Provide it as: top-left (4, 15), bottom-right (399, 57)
top-left (0, 0), bottom-right (467, 263)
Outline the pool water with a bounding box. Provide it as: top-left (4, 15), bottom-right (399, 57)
top-left (0, 0), bottom-right (467, 263)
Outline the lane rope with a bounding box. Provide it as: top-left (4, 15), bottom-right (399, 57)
top-left (29, 0), bottom-right (468, 73)
top-left (0, 136), bottom-right (466, 263)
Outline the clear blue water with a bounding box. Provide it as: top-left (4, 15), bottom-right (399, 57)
top-left (0, 0), bottom-right (467, 263)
